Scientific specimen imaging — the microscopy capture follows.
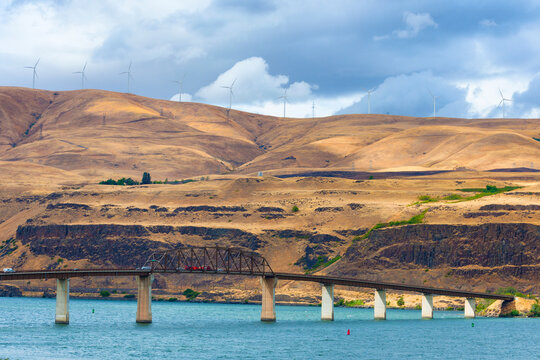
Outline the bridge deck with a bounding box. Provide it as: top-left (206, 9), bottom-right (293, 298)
top-left (0, 269), bottom-right (513, 301)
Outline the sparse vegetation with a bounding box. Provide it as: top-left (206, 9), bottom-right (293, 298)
top-left (355, 209), bottom-right (428, 241)
top-left (99, 177), bottom-right (139, 186)
top-left (183, 288), bottom-right (200, 301)
top-left (397, 296), bottom-right (405, 307)
top-left (141, 172), bottom-right (152, 184)
top-left (291, 205), bottom-right (299, 213)
top-left (529, 303), bottom-right (540, 317)
top-left (455, 185), bottom-right (521, 201)
top-left (303, 255), bottom-right (341, 274)
top-left (335, 298), bottom-right (364, 307)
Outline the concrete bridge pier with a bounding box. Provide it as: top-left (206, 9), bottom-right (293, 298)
top-left (374, 289), bottom-right (386, 320)
top-left (55, 278), bottom-right (69, 324)
top-left (260, 276), bottom-right (277, 322)
top-left (464, 298), bottom-right (475, 319)
top-left (422, 294), bottom-right (434, 319)
top-left (321, 283), bottom-right (334, 321)
top-left (136, 275), bottom-right (153, 323)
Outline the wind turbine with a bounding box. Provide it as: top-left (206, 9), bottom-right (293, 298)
top-left (173, 76), bottom-right (184, 102)
top-left (24, 58), bottom-right (40, 89)
top-left (312, 100), bottom-right (315, 119)
top-left (429, 89), bottom-right (438, 117)
top-left (367, 88), bottom-right (375, 114)
top-left (120, 61), bottom-right (133, 93)
top-left (498, 89), bottom-right (512, 118)
top-left (73, 62), bottom-right (87, 89)
top-left (221, 79), bottom-right (236, 110)
top-left (277, 88), bottom-right (288, 118)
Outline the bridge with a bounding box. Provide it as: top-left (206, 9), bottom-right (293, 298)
top-left (0, 246), bottom-right (513, 324)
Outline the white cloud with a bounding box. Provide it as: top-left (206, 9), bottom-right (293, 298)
top-left (193, 56), bottom-right (358, 117)
top-left (195, 57), bottom-right (316, 106)
top-left (480, 19), bottom-right (497, 27)
top-left (393, 11), bottom-right (438, 38)
top-left (169, 93), bottom-right (193, 102)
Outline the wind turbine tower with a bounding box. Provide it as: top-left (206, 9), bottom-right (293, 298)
top-left (312, 100), bottom-right (315, 119)
top-left (221, 79), bottom-right (236, 119)
top-left (367, 88), bottom-right (374, 114)
top-left (429, 90), bottom-right (438, 117)
top-left (24, 58), bottom-right (40, 89)
top-left (73, 62), bottom-right (88, 89)
top-left (120, 61), bottom-right (133, 93)
top-left (278, 89), bottom-right (288, 118)
top-left (498, 89), bottom-right (512, 119)
top-left (173, 77), bottom-right (184, 102)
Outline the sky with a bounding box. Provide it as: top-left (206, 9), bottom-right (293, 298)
top-left (1, 0), bottom-right (540, 118)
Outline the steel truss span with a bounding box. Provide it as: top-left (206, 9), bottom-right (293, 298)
top-left (144, 246), bottom-right (274, 276)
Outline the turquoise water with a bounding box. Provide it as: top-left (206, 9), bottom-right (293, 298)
top-left (0, 297), bottom-right (538, 359)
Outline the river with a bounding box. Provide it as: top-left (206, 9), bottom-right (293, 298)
top-left (0, 297), bottom-right (538, 359)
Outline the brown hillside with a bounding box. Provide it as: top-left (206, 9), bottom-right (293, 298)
top-left (0, 87), bottom-right (538, 182)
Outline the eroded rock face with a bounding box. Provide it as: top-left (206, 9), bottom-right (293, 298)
top-left (344, 223), bottom-right (540, 269)
top-left (0, 284), bottom-right (22, 297)
top-left (16, 224), bottom-right (264, 267)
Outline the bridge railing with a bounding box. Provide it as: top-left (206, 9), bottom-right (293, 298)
top-left (143, 246), bottom-right (274, 276)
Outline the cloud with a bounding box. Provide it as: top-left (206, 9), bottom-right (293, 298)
top-left (337, 71), bottom-right (469, 117)
top-left (195, 57), bottom-right (316, 106)
top-left (479, 19), bottom-right (497, 27)
top-left (374, 11), bottom-right (438, 40)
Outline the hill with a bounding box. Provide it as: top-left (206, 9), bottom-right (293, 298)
top-left (0, 87), bottom-right (539, 304)
top-left (0, 87), bottom-right (539, 183)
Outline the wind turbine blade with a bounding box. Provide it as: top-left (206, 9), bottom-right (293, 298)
top-left (499, 88), bottom-right (504, 98)
top-left (498, 99), bottom-right (503, 107)
top-left (231, 79), bottom-right (236, 88)
top-left (83, 62), bottom-right (87, 72)
top-left (24, 66), bottom-right (33, 69)
top-left (35, 58), bottom-right (40, 67)
top-left (128, 61), bottom-right (132, 71)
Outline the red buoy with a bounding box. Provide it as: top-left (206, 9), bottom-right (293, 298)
top-left (347, 329), bottom-right (350, 335)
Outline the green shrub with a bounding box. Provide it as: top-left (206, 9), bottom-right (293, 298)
top-left (344, 299), bottom-right (365, 307)
top-left (397, 296), bottom-right (405, 307)
top-left (141, 172), bottom-right (151, 185)
top-left (368, 175), bottom-right (374, 180)
top-left (529, 303), bottom-right (540, 317)
top-left (99, 177), bottom-right (139, 186)
top-left (168, 297), bottom-right (177, 302)
top-left (183, 288), bottom-right (200, 301)
top-left (415, 304), bottom-right (421, 310)
top-left (123, 294), bottom-right (135, 299)
top-left (99, 290), bottom-right (110, 297)
top-left (509, 309), bottom-right (520, 317)
top-left (335, 298), bottom-right (345, 306)
top-left (291, 205), bottom-right (299, 213)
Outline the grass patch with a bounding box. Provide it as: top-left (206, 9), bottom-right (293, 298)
top-left (304, 255), bottom-right (341, 274)
top-left (454, 185), bottom-right (521, 201)
top-left (411, 195), bottom-right (439, 205)
top-left (356, 209), bottom-right (428, 241)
